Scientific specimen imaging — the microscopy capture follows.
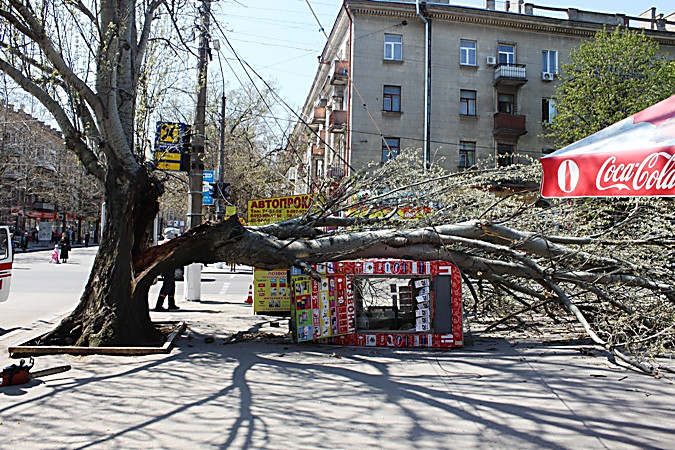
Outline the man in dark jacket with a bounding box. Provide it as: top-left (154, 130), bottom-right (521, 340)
top-left (154, 268), bottom-right (179, 311)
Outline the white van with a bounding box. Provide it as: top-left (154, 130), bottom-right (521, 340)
top-left (0, 225), bottom-right (13, 302)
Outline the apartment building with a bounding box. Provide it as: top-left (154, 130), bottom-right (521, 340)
top-left (288, 0), bottom-right (675, 193)
top-left (0, 103), bottom-right (101, 238)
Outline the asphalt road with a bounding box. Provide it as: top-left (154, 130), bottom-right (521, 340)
top-left (0, 247), bottom-right (253, 340)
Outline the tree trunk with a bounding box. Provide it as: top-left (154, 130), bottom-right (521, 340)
top-left (40, 168), bottom-right (163, 347)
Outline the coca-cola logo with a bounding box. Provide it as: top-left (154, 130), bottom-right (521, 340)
top-left (557, 160), bottom-right (579, 193)
top-left (596, 152), bottom-right (675, 192)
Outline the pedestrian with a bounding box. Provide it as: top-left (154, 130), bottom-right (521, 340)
top-left (84, 232), bottom-right (91, 247)
top-left (230, 262), bottom-right (236, 272)
top-left (20, 232), bottom-right (29, 252)
top-left (59, 232), bottom-right (71, 263)
top-left (154, 268), bottom-right (179, 311)
top-left (50, 245), bottom-right (60, 264)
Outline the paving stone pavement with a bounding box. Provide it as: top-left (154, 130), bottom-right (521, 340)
top-left (1, 287), bottom-right (674, 449)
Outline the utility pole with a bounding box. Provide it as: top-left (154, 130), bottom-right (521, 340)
top-left (216, 94), bottom-right (226, 220)
top-left (185, 0), bottom-right (211, 302)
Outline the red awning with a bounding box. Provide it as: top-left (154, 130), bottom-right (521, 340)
top-left (540, 95), bottom-right (675, 198)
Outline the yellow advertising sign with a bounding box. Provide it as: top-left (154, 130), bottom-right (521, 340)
top-left (159, 122), bottom-right (181, 143)
top-left (345, 205), bottom-right (431, 220)
top-left (247, 194), bottom-right (312, 226)
top-left (156, 161), bottom-right (181, 171)
top-left (253, 268), bottom-right (291, 313)
top-left (154, 151), bottom-right (181, 161)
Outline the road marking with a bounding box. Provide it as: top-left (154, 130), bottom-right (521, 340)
top-left (219, 282), bottom-right (231, 295)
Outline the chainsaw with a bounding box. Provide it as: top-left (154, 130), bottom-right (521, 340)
top-left (0, 357), bottom-right (71, 387)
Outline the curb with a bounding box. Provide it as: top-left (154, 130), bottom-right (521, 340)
top-left (8, 321), bottom-right (186, 357)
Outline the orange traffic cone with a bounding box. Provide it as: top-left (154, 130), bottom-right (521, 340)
top-left (245, 284), bottom-right (253, 304)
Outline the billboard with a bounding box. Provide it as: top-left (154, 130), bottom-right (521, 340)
top-left (253, 269), bottom-right (291, 313)
top-left (247, 194), bottom-right (312, 225)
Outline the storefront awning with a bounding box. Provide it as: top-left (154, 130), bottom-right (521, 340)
top-left (540, 95), bottom-right (675, 198)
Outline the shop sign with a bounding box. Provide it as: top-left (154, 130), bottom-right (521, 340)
top-left (345, 205), bottom-right (431, 220)
top-left (247, 194), bottom-right (312, 225)
top-left (28, 211), bottom-right (58, 219)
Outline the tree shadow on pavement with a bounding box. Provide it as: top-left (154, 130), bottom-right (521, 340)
top-left (0, 330), bottom-right (673, 448)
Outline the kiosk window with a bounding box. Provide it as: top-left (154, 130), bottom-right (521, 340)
top-left (353, 276), bottom-right (431, 332)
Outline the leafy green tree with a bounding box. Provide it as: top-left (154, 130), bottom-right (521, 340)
top-left (547, 27), bottom-right (675, 147)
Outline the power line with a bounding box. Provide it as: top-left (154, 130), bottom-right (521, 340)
top-left (303, 0), bottom-right (396, 160)
top-left (209, 14), bottom-right (312, 189)
top-left (211, 11), bottom-right (354, 172)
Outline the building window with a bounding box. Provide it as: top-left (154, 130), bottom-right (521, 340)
top-left (382, 137), bottom-right (400, 162)
top-left (542, 50), bottom-right (558, 74)
top-left (384, 34), bottom-right (402, 61)
top-left (460, 40), bottom-right (476, 66)
top-left (460, 90), bottom-right (477, 116)
top-left (498, 44), bottom-right (515, 65)
top-left (542, 98), bottom-right (557, 124)
top-left (459, 141), bottom-right (476, 168)
top-left (498, 93), bottom-right (514, 114)
top-left (497, 143), bottom-right (515, 167)
top-left (383, 85), bottom-right (401, 112)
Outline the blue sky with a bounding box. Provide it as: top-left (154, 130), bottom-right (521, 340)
top-left (210, 0), bottom-right (673, 116)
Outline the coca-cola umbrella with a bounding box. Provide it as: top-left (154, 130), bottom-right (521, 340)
top-left (540, 95), bottom-right (675, 198)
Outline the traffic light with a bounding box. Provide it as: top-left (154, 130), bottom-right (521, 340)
top-left (182, 125), bottom-right (192, 153)
top-left (217, 182), bottom-right (231, 199)
top-left (179, 125), bottom-right (192, 172)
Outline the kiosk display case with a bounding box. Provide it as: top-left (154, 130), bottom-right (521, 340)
top-left (290, 259), bottom-right (463, 349)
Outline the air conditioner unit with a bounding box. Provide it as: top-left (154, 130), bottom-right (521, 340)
top-left (486, 56), bottom-right (497, 66)
top-left (542, 72), bottom-right (555, 81)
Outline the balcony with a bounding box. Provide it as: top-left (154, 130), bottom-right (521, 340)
top-left (493, 112), bottom-right (527, 137)
top-left (311, 106), bottom-right (326, 124)
top-left (329, 164), bottom-right (346, 180)
top-left (329, 110), bottom-right (348, 133)
top-left (493, 64), bottom-right (527, 87)
top-left (316, 129), bottom-right (326, 145)
top-left (330, 60), bottom-right (349, 85)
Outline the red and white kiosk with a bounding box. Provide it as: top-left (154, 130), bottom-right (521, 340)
top-left (290, 259), bottom-right (463, 349)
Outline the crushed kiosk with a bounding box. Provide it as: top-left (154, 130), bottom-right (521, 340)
top-left (289, 259), bottom-right (463, 349)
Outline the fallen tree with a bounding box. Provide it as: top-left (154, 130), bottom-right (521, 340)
top-left (1, 0), bottom-right (672, 376)
top-left (66, 153), bottom-right (675, 375)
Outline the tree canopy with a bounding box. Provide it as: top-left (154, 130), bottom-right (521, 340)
top-left (547, 27), bottom-right (675, 147)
